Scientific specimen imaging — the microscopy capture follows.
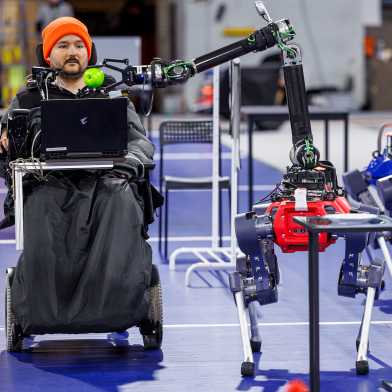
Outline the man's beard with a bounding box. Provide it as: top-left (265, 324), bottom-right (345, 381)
top-left (59, 69), bottom-right (83, 79)
top-left (59, 60), bottom-right (85, 80)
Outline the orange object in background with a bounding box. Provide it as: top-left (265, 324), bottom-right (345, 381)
top-left (285, 379), bottom-right (309, 392)
top-left (194, 70), bottom-right (214, 112)
top-left (198, 84), bottom-right (213, 106)
top-left (365, 35), bottom-right (376, 58)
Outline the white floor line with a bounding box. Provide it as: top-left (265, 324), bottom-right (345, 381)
top-left (0, 240), bottom-right (16, 244)
top-left (162, 321), bottom-right (392, 328)
top-left (0, 320), bottom-right (391, 332)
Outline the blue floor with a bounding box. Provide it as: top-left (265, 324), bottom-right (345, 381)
top-left (0, 137), bottom-right (391, 391)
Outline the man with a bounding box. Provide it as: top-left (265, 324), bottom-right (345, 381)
top-left (0, 16), bottom-right (154, 223)
top-left (1, 17), bottom-right (156, 335)
top-left (1, 17), bottom-right (152, 161)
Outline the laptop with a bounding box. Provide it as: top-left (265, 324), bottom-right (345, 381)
top-left (41, 97), bottom-right (128, 160)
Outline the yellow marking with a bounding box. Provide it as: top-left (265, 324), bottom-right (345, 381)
top-left (223, 27), bottom-right (256, 37)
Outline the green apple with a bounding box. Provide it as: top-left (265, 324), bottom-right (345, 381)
top-left (83, 67), bottom-right (105, 89)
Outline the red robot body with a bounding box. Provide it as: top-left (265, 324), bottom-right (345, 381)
top-left (267, 197), bottom-right (351, 252)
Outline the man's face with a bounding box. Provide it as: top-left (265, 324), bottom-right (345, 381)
top-left (48, 34), bottom-right (89, 79)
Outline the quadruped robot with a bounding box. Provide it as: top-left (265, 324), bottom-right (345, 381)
top-left (4, 2), bottom-right (294, 352)
top-left (230, 28), bottom-right (392, 377)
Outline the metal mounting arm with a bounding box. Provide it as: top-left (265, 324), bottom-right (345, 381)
top-left (89, 2), bottom-right (295, 92)
top-left (283, 45), bottom-right (320, 169)
top-left (193, 19), bottom-right (292, 73)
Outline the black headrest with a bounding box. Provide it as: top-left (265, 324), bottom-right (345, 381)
top-left (35, 42), bottom-right (98, 67)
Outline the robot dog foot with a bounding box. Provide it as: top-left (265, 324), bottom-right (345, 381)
top-left (229, 263), bottom-right (278, 307)
top-left (338, 251), bottom-right (385, 375)
top-left (338, 257), bottom-right (385, 299)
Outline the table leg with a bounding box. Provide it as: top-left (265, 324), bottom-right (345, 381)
top-left (324, 120), bottom-right (329, 161)
top-left (309, 231), bottom-right (320, 392)
top-left (248, 117), bottom-right (254, 211)
top-left (14, 169), bottom-right (24, 251)
top-left (344, 116), bottom-right (349, 172)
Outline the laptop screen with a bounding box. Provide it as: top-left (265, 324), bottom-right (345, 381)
top-left (41, 97), bottom-right (128, 159)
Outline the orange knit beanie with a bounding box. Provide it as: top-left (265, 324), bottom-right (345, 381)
top-left (42, 17), bottom-right (92, 63)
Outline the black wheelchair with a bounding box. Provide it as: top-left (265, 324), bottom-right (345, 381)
top-left (5, 264), bottom-right (163, 352)
top-left (3, 105), bottom-right (163, 353)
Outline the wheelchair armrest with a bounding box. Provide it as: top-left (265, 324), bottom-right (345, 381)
top-left (144, 162), bottom-right (155, 171)
top-left (143, 162), bottom-right (155, 181)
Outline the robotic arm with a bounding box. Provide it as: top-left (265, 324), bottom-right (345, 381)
top-left (283, 46), bottom-right (320, 169)
top-left (92, 5), bottom-right (319, 173)
top-left (29, 5), bottom-right (293, 101)
top-left (97, 7), bottom-right (318, 173)
top-left (82, 2), bottom-right (294, 92)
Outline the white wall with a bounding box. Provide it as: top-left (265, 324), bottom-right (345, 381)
top-left (175, 0), bottom-right (381, 111)
top-left (362, 0), bottom-right (382, 26)
top-left (92, 37), bottom-right (141, 81)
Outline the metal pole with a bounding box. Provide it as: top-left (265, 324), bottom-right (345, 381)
top-left (230, 59), bottom-right (241, 264)
top-left (344, 115), bottom-right (349, 171)
top-left (212, 66), bottom-right (220, 248)
top-left (14, 167), bottom-right (24, 251)
top-left (308, 231), bottom-right (320, 392)
top-left (324, 119), bottom-right (329, 161)
top-left (377, 236), bottom-right (392, 277)
top-left (248, 117), bottom-right (254, 210)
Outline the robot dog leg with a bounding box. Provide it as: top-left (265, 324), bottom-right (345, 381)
top-left (376, 234), bottom-right (392, 280)
top-left (229, 212), bottom-right (279, 376)
top-left (337, 232), bottom-right (385, 375)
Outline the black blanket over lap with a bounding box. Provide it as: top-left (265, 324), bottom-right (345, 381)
top-left (11, 170), bottom-right (152, 335)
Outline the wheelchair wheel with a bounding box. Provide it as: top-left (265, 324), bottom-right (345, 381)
top-left (140, 264), bottom-right (163, 350)
top-left (5, 268), bottom-right (23, 352)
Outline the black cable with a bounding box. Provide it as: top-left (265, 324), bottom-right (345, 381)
top-left (257, 184), bottom-right (283, 203)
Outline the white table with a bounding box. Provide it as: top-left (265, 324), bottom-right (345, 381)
top-left (12, 160), bottom-right (115, 250)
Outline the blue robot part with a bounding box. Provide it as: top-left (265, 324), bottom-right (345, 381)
top-left (377, 174), bottom-right (392, 212)
top-left (231, 212), bottom-right (278, 306)
top-left (366, 151), bottom-right (392, 185)
top-left (338, 233), bottom-right (385, 298)
top-left (344, 125), bottom-right (392, 212)
top-left (365, 124), bottom-right (392, 185)
top-left (342, 169), bottom-right (377, 205)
